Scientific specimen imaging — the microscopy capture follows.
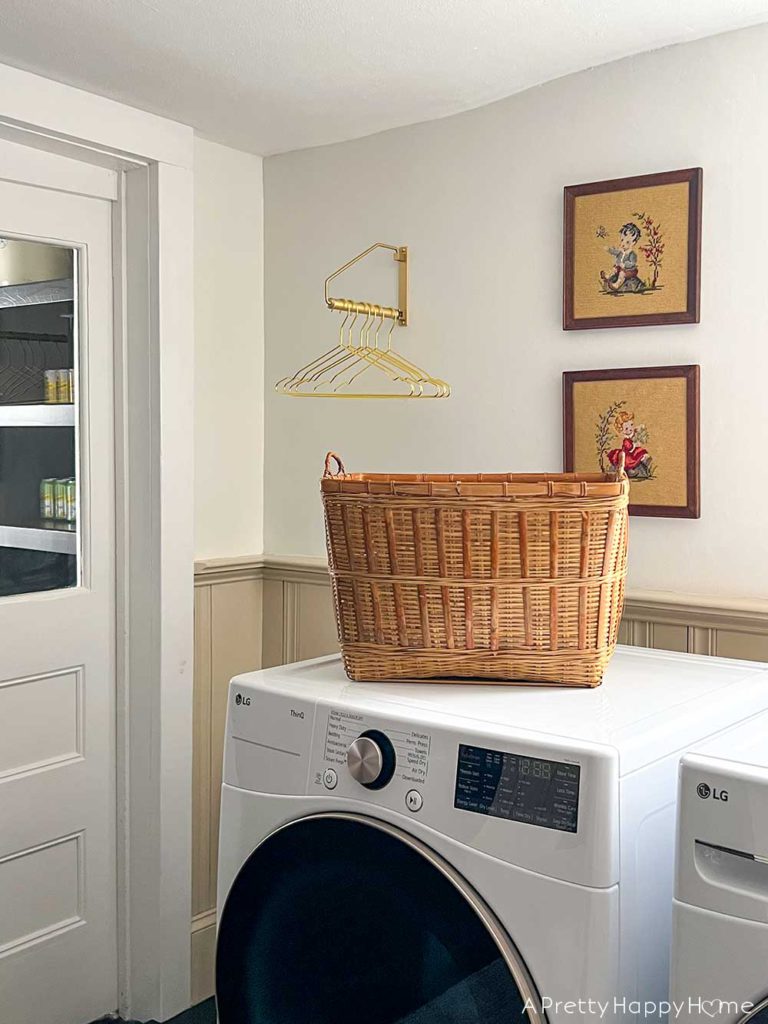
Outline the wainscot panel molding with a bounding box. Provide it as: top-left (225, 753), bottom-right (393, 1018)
top-left (190, 554), bottom-right (768, 998)
top-left (255, 556), bottom-right (768, 665)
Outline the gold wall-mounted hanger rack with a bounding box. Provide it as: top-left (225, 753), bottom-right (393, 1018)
top-left (275, 242), bottom-right (450, 399)
top-left (324, 242), bottom-right (408, 326)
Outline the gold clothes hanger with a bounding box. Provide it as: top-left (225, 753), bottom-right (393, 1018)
top-left (275, 243), bottom-right (450, 399)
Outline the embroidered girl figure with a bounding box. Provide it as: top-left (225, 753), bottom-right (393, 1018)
top-left (600, 222), bottom-right (645, 293)
top-left (607, 411), bottom-right (653, 479)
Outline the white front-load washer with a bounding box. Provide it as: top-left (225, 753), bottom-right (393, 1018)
top-left (216, 647), bottom-right (768, 1024)
top-left (671, 711), bottom-right (768, 1024)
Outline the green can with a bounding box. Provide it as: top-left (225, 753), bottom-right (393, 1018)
top-left (40, 478), bottom-right (56, 519)
top-left (54, 479), bottom-right (68, 521)
top-left (66, 478), bottom-right (77, 523)
top-left (43, 371), bottom-right (58, 404)
top-left (56, 369), bottom-right (70, 404)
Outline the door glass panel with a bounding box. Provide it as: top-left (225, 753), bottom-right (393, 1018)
top-left (216, 816), bottom-right (538, 1024)
top-left (0, 237), bottom-right (78, 597)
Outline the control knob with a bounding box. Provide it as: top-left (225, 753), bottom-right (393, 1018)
top-left (346, 729), bottom-right (396, 790)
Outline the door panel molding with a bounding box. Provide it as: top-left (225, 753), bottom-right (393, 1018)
top-left (0, 831), bottom-right (84, 958)
top-left (0, 667), bottom-right (83, 781)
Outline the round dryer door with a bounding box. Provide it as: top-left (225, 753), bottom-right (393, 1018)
top-left (216, 813), bottom-right (544, 1024)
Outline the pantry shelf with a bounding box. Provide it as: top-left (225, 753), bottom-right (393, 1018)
top-left (0, 522), bottom-right (77, 555)
top-left (0, 404), bottom-right (75, 427)
top-left (0, 278), bottom-right (73, 308)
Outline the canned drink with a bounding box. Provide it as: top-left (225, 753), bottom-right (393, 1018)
top-left (66, 478), bottom-right (77, 523)
top-left (43, 370), bottom-right (58, 404)
top-left (56, 369), bottom-right (70, 404)
top-left (54, 479), bottom-right (68, 520)
top-left (40, 478), bottom-right (56, 519)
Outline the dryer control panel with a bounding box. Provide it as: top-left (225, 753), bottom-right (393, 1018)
top-left (227, 678), bottom-right (619, 888)
top-left (306, 699), bottom-right (618, 890)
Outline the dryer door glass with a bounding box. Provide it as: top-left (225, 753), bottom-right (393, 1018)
top-left (216, 814), bottom-right (542, 1024)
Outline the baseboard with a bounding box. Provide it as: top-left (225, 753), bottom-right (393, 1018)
top-left (190, 911), bottom-right (217, 1005)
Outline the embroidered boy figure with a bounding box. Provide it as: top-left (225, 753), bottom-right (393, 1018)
top-left (600, 222), bottom-right (645, 293)
top-left (607, 411), bottom-right (653, 479)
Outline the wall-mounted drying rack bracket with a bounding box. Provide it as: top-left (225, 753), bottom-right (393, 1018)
top-left (324, 242), bottom-right (408, 326)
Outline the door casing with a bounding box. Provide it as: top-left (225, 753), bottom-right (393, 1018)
top-left (0, 61), bottom-right (195, 1023)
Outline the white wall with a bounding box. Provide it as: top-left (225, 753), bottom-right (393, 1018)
top-left (263, 25), bottom-right (768, 600)
top-left (194, 137), bottom-right (264, 559)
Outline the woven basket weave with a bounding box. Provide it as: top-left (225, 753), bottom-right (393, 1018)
top-left (321, 451), bottom-right (629, 687)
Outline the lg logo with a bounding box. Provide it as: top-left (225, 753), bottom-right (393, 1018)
top-left (697, 782), bottom-right (728, 802)
top-left (234, 693), bottom-right (251, 706)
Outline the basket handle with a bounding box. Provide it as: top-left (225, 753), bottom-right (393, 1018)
top-left (614, 450), bottom-right (627, 480)
top-left (324, 451), bottom-right (346, 478)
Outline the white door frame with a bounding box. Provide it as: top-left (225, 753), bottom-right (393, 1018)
top-left (0, 62), bottom-right (195, 1022)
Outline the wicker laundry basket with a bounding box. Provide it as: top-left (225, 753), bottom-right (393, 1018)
top-left (321, 451), bottom-right (629, 687)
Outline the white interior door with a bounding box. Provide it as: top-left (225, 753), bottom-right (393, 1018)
top-left (0, 174), bottom-right (116, 1023)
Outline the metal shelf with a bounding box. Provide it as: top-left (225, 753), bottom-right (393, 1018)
top-left (0, 278), bottom-right (73, 308)
top-left (0, 523), bottom-right (76, 555)
top-left (0, 404), bottom-right (75, 427)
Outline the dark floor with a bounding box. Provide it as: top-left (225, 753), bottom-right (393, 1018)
top-left (160, 999), bottom-right (216, 1024)
top-left (93, 997), bottom-right (216, 1024)
top-left (157, 999), bottom-right (215, 1024)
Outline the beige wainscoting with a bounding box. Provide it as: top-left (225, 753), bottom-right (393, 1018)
top-left (192, 557), bottom-right (264, 1003)
top-left (191, 554), bottom-right (768, 999)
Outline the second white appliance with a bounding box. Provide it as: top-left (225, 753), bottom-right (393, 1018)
top-left (671, 711), bottom-right (768, 1024)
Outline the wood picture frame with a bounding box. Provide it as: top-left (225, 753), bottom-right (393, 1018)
top-left (563, 168), bottom-right (702, 330)
top-left (563, 365), bottom-right (700, 518)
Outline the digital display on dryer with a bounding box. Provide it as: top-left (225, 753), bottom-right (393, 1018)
top-left (454, 744), bottom-right (580, 833)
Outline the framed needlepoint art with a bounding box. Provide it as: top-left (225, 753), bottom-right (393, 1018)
top-left (563, 168), bottom-right (702, 330)
top-left (563, 365), bottom-right (700, 518)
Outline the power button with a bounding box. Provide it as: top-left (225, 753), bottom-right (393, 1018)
top-left (323, 768), bottom-right (338, 790)
top-left (405, 789), bottom-right (423, 813)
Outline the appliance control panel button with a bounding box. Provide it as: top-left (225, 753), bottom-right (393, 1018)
top-left (406, 789), bottom-right (423, 813)
top-left (322, 768), bottom-right (338, 790)
top-left (346, 729), bottom-right (396, 790)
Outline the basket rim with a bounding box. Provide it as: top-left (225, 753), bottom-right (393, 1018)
top-left (325, 471), bottom-right (618, 483)
top-left (321, 474), bottom-right (629, 499)
top-left (324, 470), bottom-right (619, 483)
top-left (320, 452), bottom-right (629, 499)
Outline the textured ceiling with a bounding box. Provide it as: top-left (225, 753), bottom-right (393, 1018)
top-left (1, 0), bottom-right (767, 155)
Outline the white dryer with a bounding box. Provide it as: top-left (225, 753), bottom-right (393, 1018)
top-left (216, 648), bottom-right (768, 1024)
top-left (671, 711), bottom-right (768, 1024)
